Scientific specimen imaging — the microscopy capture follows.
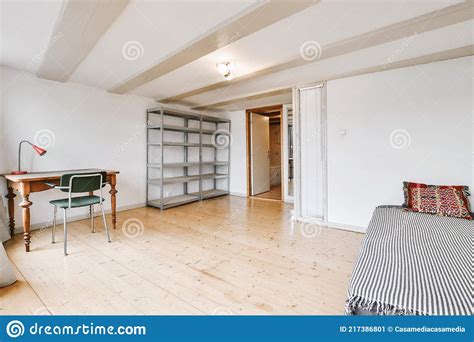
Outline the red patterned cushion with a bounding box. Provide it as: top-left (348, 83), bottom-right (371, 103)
top-left (403, 182), bottom-right (472, 220)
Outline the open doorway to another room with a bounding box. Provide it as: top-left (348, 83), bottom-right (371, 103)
top-left (246, 105), bottom-right (283, 201)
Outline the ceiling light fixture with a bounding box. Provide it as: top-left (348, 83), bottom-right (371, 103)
top-left (217, 61), bottom-right (233, 81)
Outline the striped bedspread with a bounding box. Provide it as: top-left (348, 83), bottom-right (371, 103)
top-left (345, 206), bottom-right (473, 315)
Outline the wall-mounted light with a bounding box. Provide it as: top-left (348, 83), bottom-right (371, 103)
top-left (217, 61), bottom-right (233, 80)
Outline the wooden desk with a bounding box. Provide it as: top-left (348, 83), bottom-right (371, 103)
top-left (2, 169), bottom-right (119, 252)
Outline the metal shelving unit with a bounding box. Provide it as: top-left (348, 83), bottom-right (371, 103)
top-left (146, 107), bottom-right (231, 210)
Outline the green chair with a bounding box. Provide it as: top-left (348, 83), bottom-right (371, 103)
top-left (46, 172), bottom-right (110, 255)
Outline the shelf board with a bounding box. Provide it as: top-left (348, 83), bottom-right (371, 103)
top-left (147, 124), bottom-right (201, 133)
top-left (201, 114), bottom-right (231, 124)
top-left (148, 173), bottom-right (228, 184)
top-left (147, 125), bottom-right (224, 136)
top-left (190, 189), bottom-right (229, 199)
top-left (147, 194), bottom-right (199, 209)
top-left (148, 175), bottom-right (200, 185)
top-left (148, 142), bottom-right (224, 148)
top-left (201, 128), bottom-right (217, 135)
top-left (202, 173), bottom-right (229, 180)
top-left (148, 162), bottom-right (227, 168)
top-left (202, 161), bottom-right (229, 166)
top-left (148, 162), bottom-right (201, 168)
top-left (147, 107), bottom-right (230, 124)
top-left (148, 142), bottom-right (201, 147)
top-left (147, 107), bottom-right (200, 120)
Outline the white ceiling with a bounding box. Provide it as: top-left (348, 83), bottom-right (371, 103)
top-left (132, 0), bottom-right (463, 99)
top-left (186, 20), bottom-right (474, 107)
top-left (0, 0), bottom-right (471, 111)
top-left (69, 0), bottom-right (259, 89)
top-left (0, 0), bottom-right (63, 73)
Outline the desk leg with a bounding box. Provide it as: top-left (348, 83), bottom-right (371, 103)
top-left (19, 183), bottom-right (32, 252)
top-left (5, 186), bottom-right (16, 237)
top-left (109, 175), bottom-right (117, 229)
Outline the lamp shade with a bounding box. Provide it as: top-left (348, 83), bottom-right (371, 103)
top-left (32, 144), bottom-right (47, 156)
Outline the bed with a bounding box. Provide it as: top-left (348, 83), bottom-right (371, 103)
top-left (345, 206), bottom-right (473, 315)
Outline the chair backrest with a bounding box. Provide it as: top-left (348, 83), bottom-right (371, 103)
top-left (59, 171), bottom-right (107, 193)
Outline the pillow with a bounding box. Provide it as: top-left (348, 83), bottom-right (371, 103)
top-left (403, 182), bottom-right (472, 220)
top-left (403, 182), bottom-right (471, 208)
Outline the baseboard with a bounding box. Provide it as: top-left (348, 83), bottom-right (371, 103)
top-left (12, 202), bottom-right (146, 235)
top-left (326, 221), bottom-right (366, 234)
top-left (292, 215), bottom-right (366, 234)
top-left (229, 192), bottom-right (247, 197)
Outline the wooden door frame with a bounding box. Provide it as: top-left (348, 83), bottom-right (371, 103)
top-left (282, 104), bottom-right (294, 203)
top-left (245, 104), bottom-right (283, 199)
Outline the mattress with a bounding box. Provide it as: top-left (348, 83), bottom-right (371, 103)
top-left (345, 206), bottom-right (473, 315)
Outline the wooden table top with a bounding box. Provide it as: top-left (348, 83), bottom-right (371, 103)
top-left (1, 169), bottom-right (119, 182)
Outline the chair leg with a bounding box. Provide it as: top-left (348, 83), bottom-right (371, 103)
top-left (100, 203), bottom-right (111, 243)
top-left (52, 206), bottom-right (57, 243)
top-left (63, 209), bottom-right (68, 256)
top-left (90, 205), bottom-right (95, 233)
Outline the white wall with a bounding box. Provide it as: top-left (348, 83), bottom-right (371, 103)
top-left (1, 66), bottom-right (156, 231)
top-left (5, 55), bottom-right (469, 234)
top-left (0, 74), bottom-right (9, 241)
top-left (326, 56), bottom-right (473, 230)
top-left (192, 58), bottom-right (473, 233)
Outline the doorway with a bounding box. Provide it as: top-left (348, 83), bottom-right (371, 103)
top-left (246, 105), bottom-right (283, 201)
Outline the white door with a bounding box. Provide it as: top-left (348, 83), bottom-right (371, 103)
top-left (251, 113), bottom-right (270, 195)
top-left (296, 84), bottom-right (326, 221)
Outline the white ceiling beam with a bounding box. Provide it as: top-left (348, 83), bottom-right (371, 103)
top-left (192, 88), bottom-right (292, 111)
top-left (192, 45), bottom-right (473, 111)
top-left (109, 0), bottom-right (318, 94)
top-left (37, 0), bottom-right (130, 82)
top-left (161, 1), bottom-right (473, 104)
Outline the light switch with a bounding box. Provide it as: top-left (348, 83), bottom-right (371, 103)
top-left (339, 129), bottom-right (347, 135)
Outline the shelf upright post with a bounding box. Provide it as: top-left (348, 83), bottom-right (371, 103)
top-left (213, 122), bottom-right (217, 190)
top-left (199, 114), bottom-right (203, 201)
top-left (228, 120), bottom-right (231, 195)
top-left (160, 108), bottom-right (164, 210)
top-left (184, 118), bottom-right (188, 196)
top-left (146, 110), bottom-right (149, 206)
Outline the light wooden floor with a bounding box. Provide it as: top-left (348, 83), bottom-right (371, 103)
top-left (1, 196), bottom-right (363, 315)
top-left (255, 185), bottom-right (282, 200)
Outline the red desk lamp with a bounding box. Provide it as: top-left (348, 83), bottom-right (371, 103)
top-left (11, 140), bottom-right (47, 175)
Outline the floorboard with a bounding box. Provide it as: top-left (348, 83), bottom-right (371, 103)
top-left (1, 196), bottom-right (363, 315)
top-left (255, 185), bottom-right (282, 200)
